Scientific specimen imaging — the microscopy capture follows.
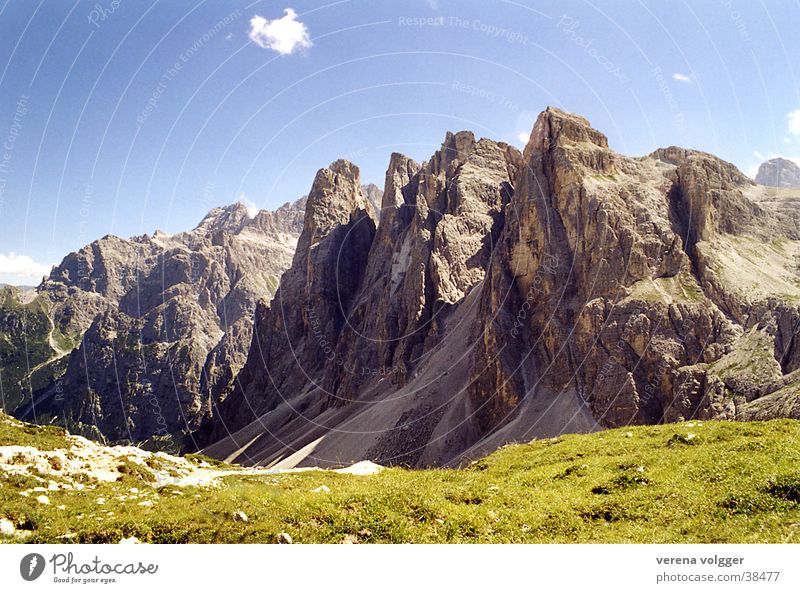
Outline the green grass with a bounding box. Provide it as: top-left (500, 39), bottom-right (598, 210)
top-left (50, 325), bottom-right (77, 354)
top-left (591, 173), bottom-right (618, 182)
top-left (0, 416), bottom-right (69, 450)
top-left (2, 417), bottom-right (800, 543)
top-left (625, 270), bottom-right (706, 305)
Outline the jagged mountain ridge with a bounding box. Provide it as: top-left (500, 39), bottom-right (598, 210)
top-left (2, 196), bottom-right (317, 449)
top-left (200, 107), bottom-right (800, 469)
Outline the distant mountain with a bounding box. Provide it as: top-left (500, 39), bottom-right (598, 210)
top-left (3, 198), bottom-right (306, 450)
top-left (362, 182), bottom-right (384, 220)
top-left (198, 108), bottom-right (800, 468)
top-left (756, 157), bottom-right (800, 188)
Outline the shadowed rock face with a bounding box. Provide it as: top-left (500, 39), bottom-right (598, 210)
top-left (199, 160), bottom-right (379, 443)
top-left (7, 199), bottom-right (307, 449)
top-left (756, 157), bottom-right (800, 188)
top-left (200, 107), bottom-right (800, 469)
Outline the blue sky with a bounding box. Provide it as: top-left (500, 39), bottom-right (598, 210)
top-left (0, 0), bottom-right (798, 284)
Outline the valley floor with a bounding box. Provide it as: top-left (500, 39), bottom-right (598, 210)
top-left (1, 413), bottom-right (799, 543)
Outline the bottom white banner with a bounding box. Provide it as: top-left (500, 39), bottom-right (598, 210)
top-left (0, 544), bottom-right (798, 592)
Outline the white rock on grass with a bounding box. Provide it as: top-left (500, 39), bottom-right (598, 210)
top-left (0, 518), bottom-right (15, 536)
top-left (36, 495), bottom-right (50, 505)
top-left (332, 461), bottom-right (384, 476)
top-left (119, 536), bottom-right (141, 544)
top-left (232, 511), bottom-right (248, 523)
top-left (311, 485), bottom-right (331, 494)
top-left (277, 532), bottom-right (293, 544)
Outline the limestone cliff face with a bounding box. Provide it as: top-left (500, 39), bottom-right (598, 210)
top-left (324, 133), bottom-right (521, 402)
top-left (201, 107), bottom-right (800, 468)
top-left (472, 110), bottom-right (800, 438)
top-left (202, 161), bottom-right (377, 441)
top-left (9, 199), bottom-right (305, 449)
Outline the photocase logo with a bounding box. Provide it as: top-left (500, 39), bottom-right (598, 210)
top-left (19, 553), bottom-right (46, 581)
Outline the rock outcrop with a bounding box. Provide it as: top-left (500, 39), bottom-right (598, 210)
top-left (5, 199), bottom-right (306, 450)
top-left (755, 157), bottom-right (800, 188)
top-left (200, 107), bottom-right (800, 469)
top-left (200, 161), bottom-right (378, 444)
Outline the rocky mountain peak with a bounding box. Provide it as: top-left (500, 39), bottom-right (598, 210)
top-left (199, 126), bottom-right (525, 463)
top-left (756, 157), bottom-right (800, 188)
top-left (529, 106), bottom-right (609, 153)
top-left (523, 107), bottom-right (613, 175)
top-left (193, 202), bottom-right (253, 235)
top-left (301, 159), bottom-right (375, 248)
top-left (361, 183), bottom-right (384, 220)
top-left (650, 147), bottom-right (753, 186)
top-left (382, 153), bottom-right (421, 211)
top-left (648, 147), bottom-right (763, 244)
top-left (247, 197), bottom-right (306, 240)
top-left (437, 131), bottom-right (477, 170)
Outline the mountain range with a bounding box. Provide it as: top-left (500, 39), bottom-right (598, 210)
top-left (0, 183), bottom-right (386, 451)
top-left (3, 108), bottom-right (800, 468)
top-left (199, 108), bottom-right (800, 468)
top-left (2, 197), bottom-right (308, 450)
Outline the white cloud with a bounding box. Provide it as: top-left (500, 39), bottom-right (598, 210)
top-left (248, 9), bottom-right (312, 55)
top-left (672, 73), bottom-right (691, 83)
top-left (0, 253), bottom-right (53, 285)
top-left (239, 196), bottom-right (259, 219)
top-left (788, 109), bottom-right (800, 135)
top-left (753, 150), bottom-right (765, 160)
top-left (517, 132), bottom-right (530, 144)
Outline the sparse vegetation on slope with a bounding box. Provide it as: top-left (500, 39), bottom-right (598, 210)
top-left (2, 413), bottom-right (799, 543)
top-left (0, 288), bottom-right (60, 413)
